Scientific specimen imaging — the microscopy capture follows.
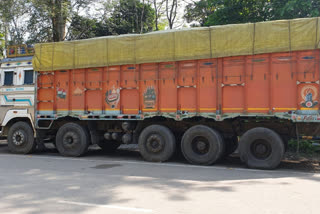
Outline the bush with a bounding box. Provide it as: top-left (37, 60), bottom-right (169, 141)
top-left (288, 139), bottom-right (319, 154)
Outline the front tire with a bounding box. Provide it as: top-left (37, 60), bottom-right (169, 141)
top-left (138, 125), bottom-right (176, 162)
top-left (239, 127), bottom-right (285, 170)
top-left (181, 125), bottom-right (225, 165)
top-left (7, 122), bottom-right (36, 154)
top-left (55, 123), bottom-right (89, 157)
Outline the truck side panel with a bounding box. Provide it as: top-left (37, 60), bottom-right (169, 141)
top-left (37, 50), bottom-right (320, 121)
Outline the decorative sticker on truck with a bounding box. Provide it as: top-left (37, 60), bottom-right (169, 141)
top-left (300, 85), bottom-right (318, 108)
top-left (144, 86), bottom-right (156, 109)
top-left (73, 87), bottom-right (83, 96)
top-left (105, 86), bottom-right (120, 109)
top-left (301, 85), bottom-right (318, 108)
top-left (57, 88), bottom-right (67, 99)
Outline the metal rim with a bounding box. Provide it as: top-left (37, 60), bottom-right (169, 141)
top-left (62, 131), bottom-right (80, 149)
top-left (12, 130), bottom-right (26, 146)
top-left (191, 136), bottom-right (210, 155)
top-left (250, 139), bottom-right (272, 160)
top-left (145, 134), bottom-right (164, 153)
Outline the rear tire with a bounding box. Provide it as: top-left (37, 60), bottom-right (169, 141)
top-left (97, 140), bottom-right (120, 153)
top-left (138, 125), bottom-right (176, 162)
top-left (181, 125), bottom-right (225, 165)
top-left (55, 123), bottom-right (89, 157)
top-left (8, 122), bottom-right (36, 154)
top-left (239, 127), bottom-right (285, 170)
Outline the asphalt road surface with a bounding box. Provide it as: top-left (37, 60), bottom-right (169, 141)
top-left (0, 141), bottom-right (319, 214)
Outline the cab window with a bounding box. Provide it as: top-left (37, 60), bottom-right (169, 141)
top-left (4, 71), bottom-right (14, 86)
top-left (24, 70), bottom-right (34, 85)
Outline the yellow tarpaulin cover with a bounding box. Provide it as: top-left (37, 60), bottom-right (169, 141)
top-left (33, 17), bottom-right (320, 72)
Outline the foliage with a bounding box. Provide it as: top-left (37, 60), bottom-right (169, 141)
top-left (0, 31), bottom-right (4, 59)
top-left (270, 0), bottom-right (320, 20)
top-left (27, 0), bottom-right (95, 43)
top-left (68, 0), bottom-right (156, 39)
top-left (0, 0), bottom-right (30, 44)
top-left (184, 0), bottom-right (215, 26)
top-left (288, 139), bottom-right (320, 154)
top-left (2, 0), bottom-right (320, 45)
top-left (107, 0), bottom-right (155, 34)
top-left (68, 15), bottom-right (101, 40)
top-left (152, 0), bottom-right (166, 31)
top-left (185, 0), bottom-right (320, 27)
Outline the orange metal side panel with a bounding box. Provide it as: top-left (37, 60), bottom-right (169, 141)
top-left (104, 66), bottom-right (121, 115)
top-left (55, 70), bottom-right (70, 113)
top-left (159, 62), bottom-right (177, 113)
top-left (178, 61), bottom-right (197, 112)
top-left (296, 51), bottom-right (319, 82)
top-left (120, 65), bottom-right (139, 115)
top-left (86, 68), bottom-right (103, 114)
top-left (140, 64), bottom-right (158, 113)
top-left (271, 53), bottom-right (297, 112)
top-left (70, 69), bottom-right (85, 114)
top-left (198, 59), bottom-right (217, 113)
top-left (296, 50), bottom-right (320, 111)
top-left (246, 55), bottom-right (270, 113)
top-left (37, 73), bottom-right (55, 114)
top-left (36, 49), bottom-right (320, 119)
top-left (222, 56), bottom-right (245, 113)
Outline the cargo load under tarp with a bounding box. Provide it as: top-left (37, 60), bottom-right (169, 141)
top-left (33, 17), bottom-right (320, 72)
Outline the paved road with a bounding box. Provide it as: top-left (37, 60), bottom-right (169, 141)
top-left (0, 141), bottom-right (320, 214)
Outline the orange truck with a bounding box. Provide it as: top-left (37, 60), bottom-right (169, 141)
top-left (6, 17), bottom-right (320, 169)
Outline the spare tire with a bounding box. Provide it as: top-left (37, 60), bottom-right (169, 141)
top-left (239, 127), bottom-right (285, 170)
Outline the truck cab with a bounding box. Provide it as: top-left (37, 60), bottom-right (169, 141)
top-left (0, 45), bottom-right (36, 153)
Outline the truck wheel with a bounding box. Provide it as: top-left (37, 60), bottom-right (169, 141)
top-left (8, 122), bottom-right (36, 154)
top-left (55, 123), bottom-right (89, 157)
top-left (98, 140), bottom-right (120, 153)
top-left (138, 125), bottom-right (176, 162)
top-left (181, 125), bottom-right (225, 165)
top-left (223, 135), bottom-right (238, 157)
top-left (239, 127), bottom-right (285, 170)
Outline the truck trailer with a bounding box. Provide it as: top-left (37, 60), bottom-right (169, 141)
top-left (4, 17), bottom-right (320, 169)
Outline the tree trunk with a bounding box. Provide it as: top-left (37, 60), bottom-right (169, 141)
top-left (51, 0), bottom-right (68, 42)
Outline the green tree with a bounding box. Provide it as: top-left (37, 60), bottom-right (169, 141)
top-left (68, 15), bottom-right (101, 40)
top-left (27, 0), bottom-right (95, 43)
top-left (184, 0), bottom-right (320, 27)
top-left (107, 0), bottom-right (155, 34)
top-left (270, 0), bottom-right (320, 20)
top-left (68, 0), bottom-right (156, 40)
top-left (184, 0), bottom-right (216, 26)
top-left (0, 31), bottom-right (4, 59)
top-left (0, 0), bottom-right (30, 44)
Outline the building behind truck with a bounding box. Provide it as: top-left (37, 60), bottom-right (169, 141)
top-left (4, 17), bottom-right (320, 169)
top-left (0, 45), bottom-right (36, 152)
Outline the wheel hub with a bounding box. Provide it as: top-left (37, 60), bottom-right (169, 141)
top-left (13, 131), bottom-right (25, 146)
top-left (251, 139), bottom-right (272, 160)
top-left (256, 144), bottom-right (267, 154)
top-left (192, 137), bottom-right (210, 155)
top-left (146, 134), bottom-right (164, 153)
top-left (197, 141), bottom-right (207, 151)
top-left (63, 132), bottom-right (79, 148)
